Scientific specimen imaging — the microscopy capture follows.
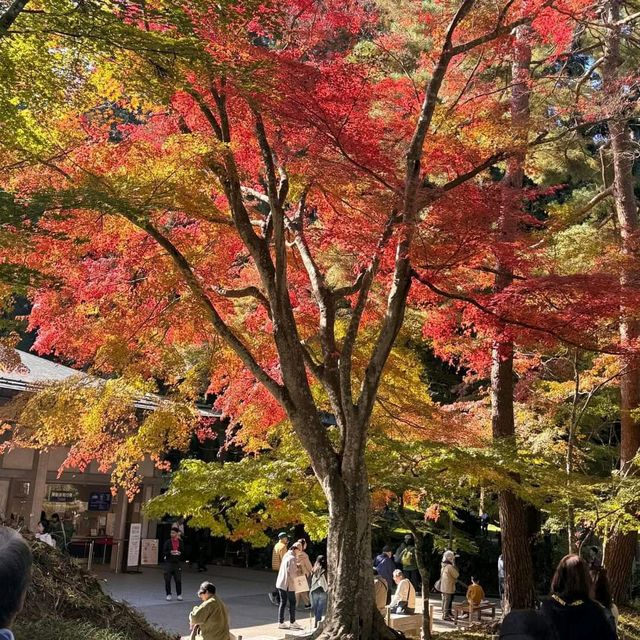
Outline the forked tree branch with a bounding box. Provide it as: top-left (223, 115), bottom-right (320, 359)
top-left (140, 221), bottom-right (288, 405)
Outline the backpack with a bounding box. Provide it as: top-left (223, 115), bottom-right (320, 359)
top-left (401, 547), bottom-right (415, 567)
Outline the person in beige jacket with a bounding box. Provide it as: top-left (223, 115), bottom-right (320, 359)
top-left (189, 582), bottom-right (230, 640)
top-left (390, 569), bottom-right (416, 613)
top-left (295, 539), bottom-right (313, 609)
top-left (439, 550), bottom-right (460, 621)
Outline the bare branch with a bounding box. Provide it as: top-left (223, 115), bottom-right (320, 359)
top-left (215, 285), bottom-right (272, 317)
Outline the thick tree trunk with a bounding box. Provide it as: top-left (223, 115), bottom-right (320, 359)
top-left (491, 25), bottom-right (536, 614)
top-left (492, 343), bottom-right (536, 611)
top-left (317, 452), bottom-right (398, 640)
top-left (602, 0), bottom-right (640, 606)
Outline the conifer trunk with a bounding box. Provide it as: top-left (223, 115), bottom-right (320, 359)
top-left (602, 0), bottom-right (640, 605)
top-left (491, 24), bottom-right (536, 613)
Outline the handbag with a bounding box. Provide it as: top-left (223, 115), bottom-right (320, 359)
top-left (189, 625), bottom-right (200, 640)
top-left (434, 579), bottom-right (442, 592)
top-left (293, 574), bottom-right (309, 593)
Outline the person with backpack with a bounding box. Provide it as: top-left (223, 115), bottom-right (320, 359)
top-left (539, 554), bottom-right (617, 640)
top-left (398, 535), bottom-right (420, 594)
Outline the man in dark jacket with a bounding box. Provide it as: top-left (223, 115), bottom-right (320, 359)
top-left (162, 527), bottom-right (184, 601)
top-left (373, 546), bottom-right (396, 602)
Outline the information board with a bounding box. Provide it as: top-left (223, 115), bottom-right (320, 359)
top-left (141, 538), bottom-right (159, 565)
top-left (127, 523), bottom-right (142, 568)
top-left (88, 491), bottom-right (112, 511)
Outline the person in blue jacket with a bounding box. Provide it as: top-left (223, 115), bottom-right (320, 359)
top-left (373, 545), bottom-right (396, 602)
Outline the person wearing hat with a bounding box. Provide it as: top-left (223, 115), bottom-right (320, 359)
top-left (162, 526), bottom-right (185, 601)
top-left (373, 546), bottom-right (396, 602)
top-left (189, 582), bottom-right (230, 640)
top-left (268, 532), bottom-right (289, 605)
top-left (438, 550), bottom-right (459, 621)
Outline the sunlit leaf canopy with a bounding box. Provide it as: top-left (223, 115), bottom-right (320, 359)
top-left (0, 0), bottom-right (639, 543)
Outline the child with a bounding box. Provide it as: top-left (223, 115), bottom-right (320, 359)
top-left (466, 576), bottom-right (485, 606)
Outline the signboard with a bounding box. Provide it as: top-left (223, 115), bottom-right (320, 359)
top-left (141, 538), bottom-right (159, 566)
top-left (88, 491), bottom-right (112, 511)
top-left (48, 488), bottom-right (74, 502)
top-left (127, 523), bottom-right (142, 568)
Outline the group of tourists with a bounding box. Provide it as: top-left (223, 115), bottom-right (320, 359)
top-left (500, 554), bottom-right (619, 640)
top-left (269, 532), bottom-right (327, 630)
top-left (271, 531), bottom-right (423, 629)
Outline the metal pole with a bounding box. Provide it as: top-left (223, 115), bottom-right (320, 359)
top-left (115, 541), bottom-right (121, 574)
top-left (87, 540), bottom-right (95, 572)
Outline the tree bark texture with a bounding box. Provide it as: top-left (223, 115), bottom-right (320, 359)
top-left (318, 458), bottom-right (399, 640)
top-left (491, 24), bottom-right (536, 613)
top-left (602, 0), bottom-right (640, 605)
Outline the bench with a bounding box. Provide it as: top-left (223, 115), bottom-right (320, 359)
top-left (386, 613), bottom-right (422, 638)
top-left (453, 601), bottom-right (497, 626)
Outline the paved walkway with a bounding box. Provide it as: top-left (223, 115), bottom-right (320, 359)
top-left (98, 563), bottom-right (495, 639)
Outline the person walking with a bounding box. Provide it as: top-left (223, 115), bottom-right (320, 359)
top-left (295, 539), bottom-right (313, 610)
top-left (0, 526), bottom-right (32, 640)
top-left (390, 569), bottom-right (416, 614)
top-left (590, 565), bottom-right (618, 633)
top-left (189, 582), bottom-right (230, 640)
top-left (438, 550), bottom-right (459, 621)
top-left (275, 542), bottom-right (303, 630)
top-left (162, 526), bottom-right (184, 601)
top-left (498, 554), bottom-right (505, 603)
top-left (309, 555), bottom-right (328, 626)
top-left (373, 546), bottom-right (396, 602)
top-left (269, 532), bottom-right (288, 605)
top-left (540, 554), bottom-right (617, 640)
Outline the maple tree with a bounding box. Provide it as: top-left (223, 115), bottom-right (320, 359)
top-left (2, 0), bottom-right (640, 634)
